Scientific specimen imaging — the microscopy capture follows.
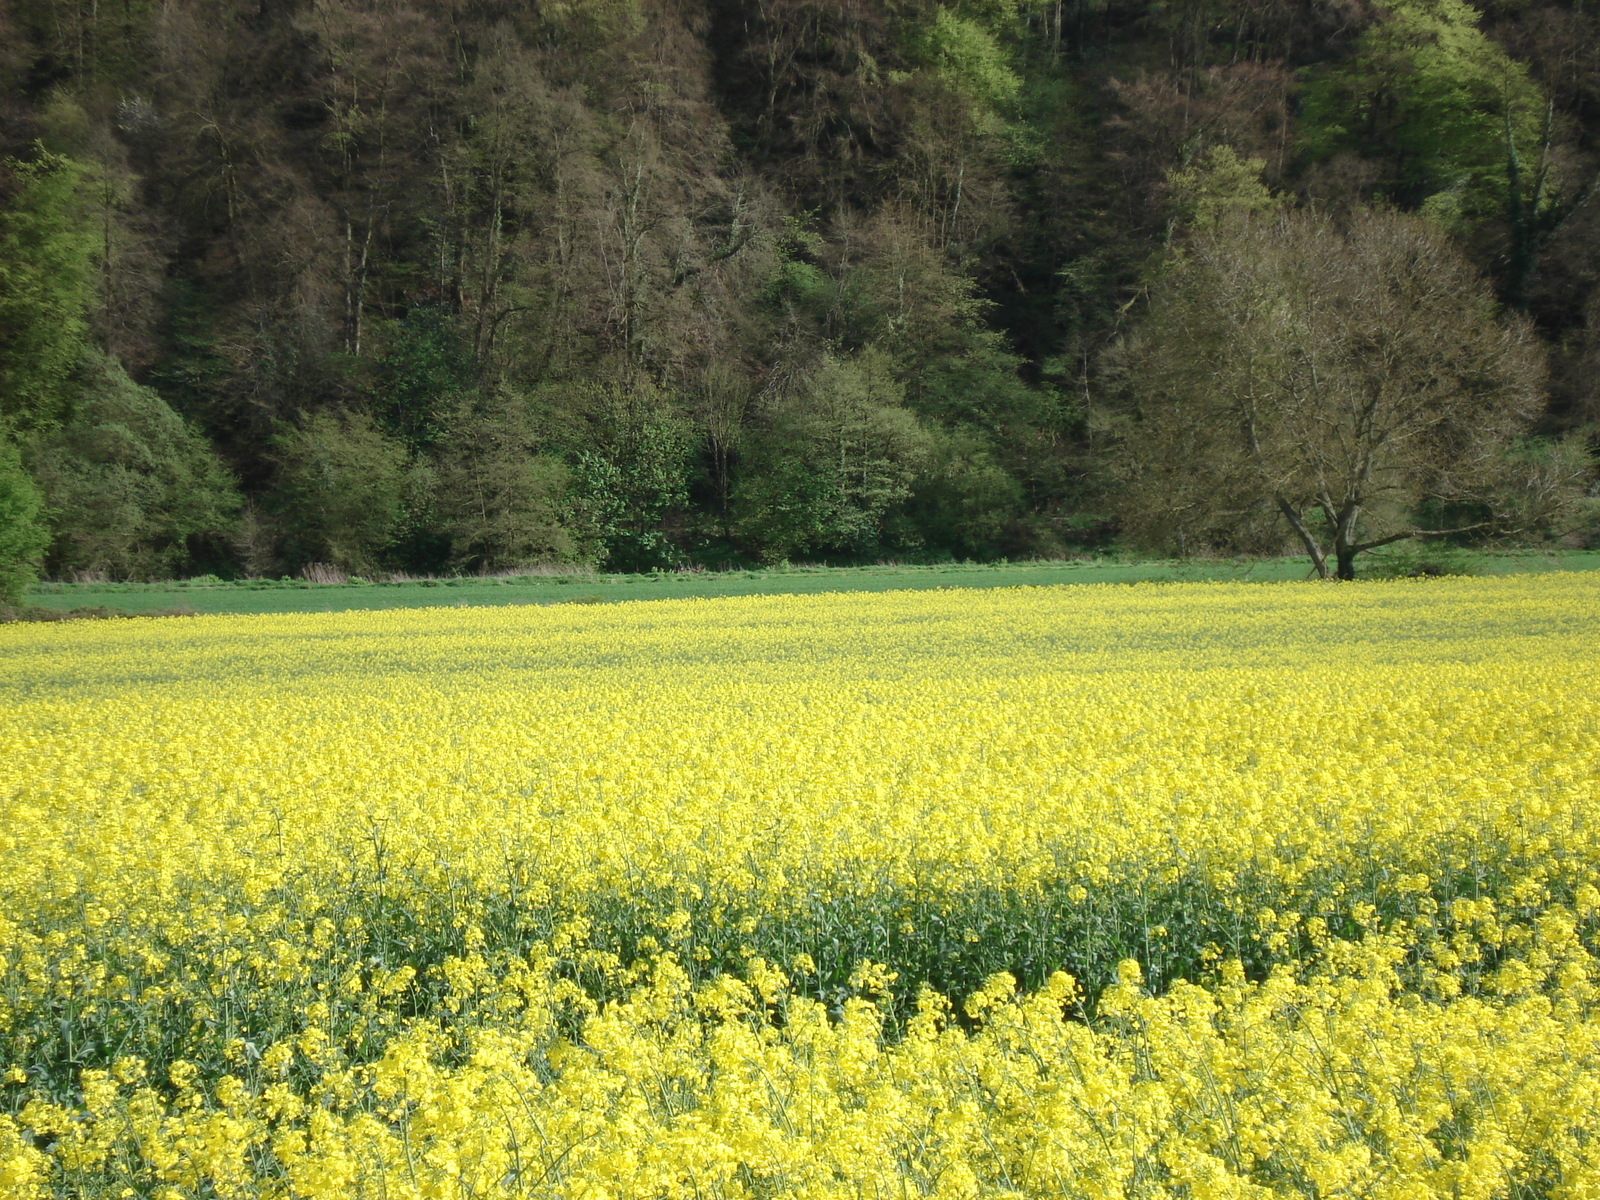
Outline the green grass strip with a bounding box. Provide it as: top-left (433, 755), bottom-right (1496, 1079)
top-left (20, 548), bottom-right (1600, 618)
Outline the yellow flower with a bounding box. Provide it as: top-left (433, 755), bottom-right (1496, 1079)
top-left (2, 573), bottom-right (1598, 1197)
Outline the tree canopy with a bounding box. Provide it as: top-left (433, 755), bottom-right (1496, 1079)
top-left (1115, 205), bottom-right (1548, 578)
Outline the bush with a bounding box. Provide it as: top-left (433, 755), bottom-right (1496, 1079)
top-left (1359, 542), bottom-right (1483, 579)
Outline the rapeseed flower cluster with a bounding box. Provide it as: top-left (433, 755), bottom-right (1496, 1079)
top-left (1, 574), bottom-right (1597, 1198)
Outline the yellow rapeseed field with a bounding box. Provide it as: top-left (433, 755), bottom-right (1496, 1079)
top-left (1, 574), bottom-right (1598, 1199)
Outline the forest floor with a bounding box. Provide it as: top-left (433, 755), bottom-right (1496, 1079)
top-left (15, 548), bottom-right (1600, 619)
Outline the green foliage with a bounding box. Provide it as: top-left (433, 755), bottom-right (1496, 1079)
top-left (26, 354), bottom-right (240, 580)
top-left (369, 307), bottom-right (475, 454)
top-left (10, 0), bottom-right (155, 85)
top-left (146, 281), bottom-right (230, 428)
top-left (567, 386), bottom-right (694, 572)
top-left (902, 335), bottom-right (1048, 433)
top-left (434, 398), bottom-right (580, 572)
top-left (766, 260), bottom-right (835, 312)
top-left (908, 7), bottom-right (1023, 121)
top-left (0, 438), bottom-right (48, 603)
top-left (735, 350), bottom-right (933, 562)
top-left (534, 0), bottom-right (643, 46)
top-left (0, 0), bottom-right (1586, 578)
top-left (908, 430), bottom-right (1026, 558)
top-left (765, 217), bottom-right (867, 340)
top-left (1166, 145), bottom-right (1278, 234)
top-left (1299, 0), bottom-right (1549, 220)
top-left (0, 148), bottom-right (97, 432)
top-left (271, 410), bottom-right (412, 576)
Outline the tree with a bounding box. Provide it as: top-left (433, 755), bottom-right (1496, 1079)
top-left (563, 382), bottom-right (694, 571)
top-left (270, 409), bottom-right (410, 575)
top-left (433, 396), bottom-right (579, 572)
top-left (27, 353), bottom-right (241, 580)
top-left (908, 428), bottom-right (1026, 558)
top-left (734, 349), bottom-right (932, 562)
top-left (0, 438), bottom-right (48, 604)
top-left (1300, 0), bottom-right (1548, 216)
top-left (1298, 0), bottom-right (1585, 306)
top-left (368, 305), bottom-right (473, 455)
top-left (0, 148), bottom-right (97, 432)
top-left (1114, 205), bottom-right (1546, 579)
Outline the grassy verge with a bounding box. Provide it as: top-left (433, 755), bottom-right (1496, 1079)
top-left (16, 547), bottom-right (1600, 618)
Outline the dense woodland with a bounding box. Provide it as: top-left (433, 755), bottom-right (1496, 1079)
top-left (0, 0), bottom-right (1597, 591)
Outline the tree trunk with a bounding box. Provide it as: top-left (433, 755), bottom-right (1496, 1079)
top-left (1276, 498), bottom-right (1330, 579)
top-left (1332, 501), bottom-right (1362, 580)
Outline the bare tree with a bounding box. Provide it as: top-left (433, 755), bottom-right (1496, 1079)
top-left (1115, 205), bottom-right (1550, 579)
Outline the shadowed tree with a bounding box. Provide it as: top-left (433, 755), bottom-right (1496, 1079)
top-left (734, 348), bottom-right (932, 562)
top-left (270, 409), bottom-right (410, 575)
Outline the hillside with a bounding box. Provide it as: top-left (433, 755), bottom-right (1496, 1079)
top-left (1, 0), bottom-right (1596, 585)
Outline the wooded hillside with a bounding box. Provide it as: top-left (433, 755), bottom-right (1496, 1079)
top-left (1, 0), bottom-right (1596, 586)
